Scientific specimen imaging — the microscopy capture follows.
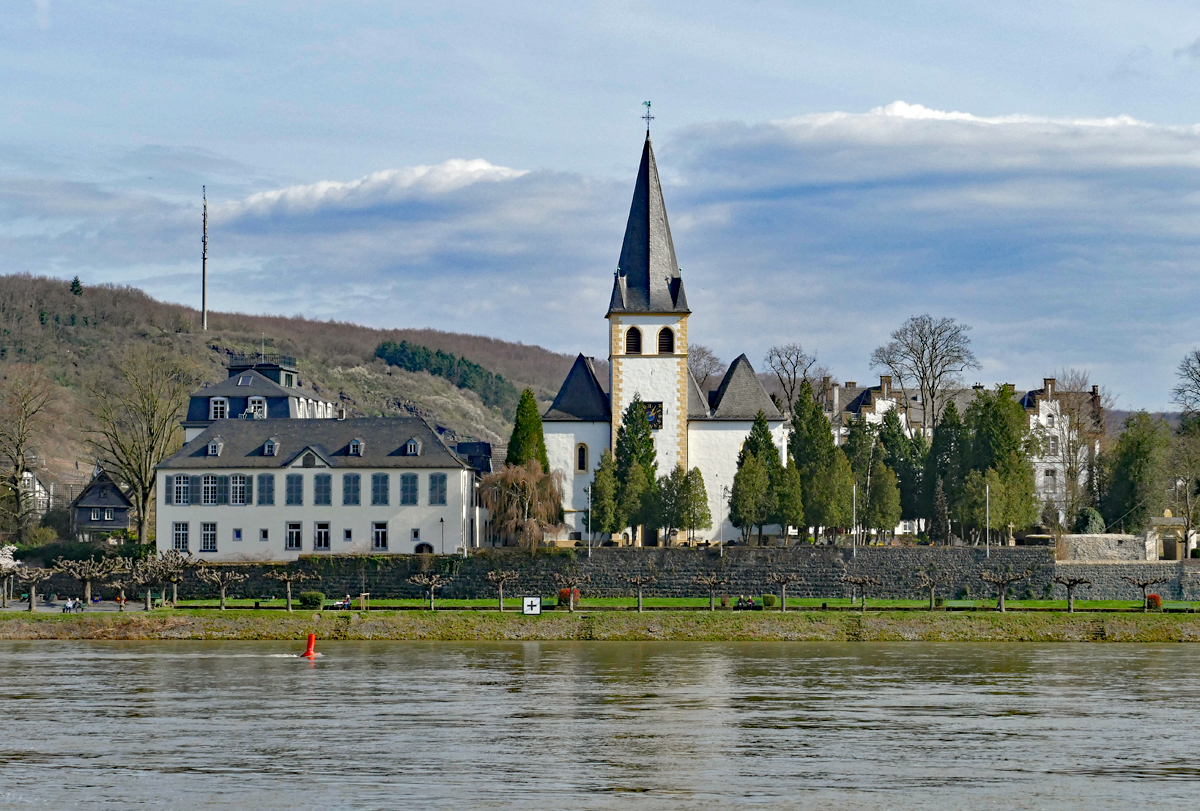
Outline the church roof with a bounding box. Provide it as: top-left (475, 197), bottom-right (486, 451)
top-left (687, 367), bottom-right (711, 419)
top-left (543, 355), bottom-right (611, 422)
top-left (708, 354), bottom-right (783, 421)
top-left (607, 137), bottom-right (690, 315)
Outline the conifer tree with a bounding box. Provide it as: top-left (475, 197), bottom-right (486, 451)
top-left (787, 379), bottom-right (837, 534)
top-left (739, 409), bottom-right (781, 471)
top-left (681, 467), bottom-right (713, 541)
top-left (774, 458), bottom-right (805, 542)
top-left (866, 462), bottom-right (901, 540)
top-left (825, 448), bottom-right (855, 536)
top-left (730, 452), bottom-right (771, 543)
top-left (879, 408), bottom-right (926, 520)
top-left (585, 449), bottom-right (619, 538)
top-left (653, 464), bottom-right (689, 542)
top-left (69, 276), bottom-right (83, 296)
top-left (930, 477), bottom-right (951, 544)
top-left (506, 388), bottom-right (549, 472)
top-left (615, 394), bottom-right (657, 542)
top-left (925, 399), bottom-right (968, 520)
top-left (617, 460), bottom-right (648, 539)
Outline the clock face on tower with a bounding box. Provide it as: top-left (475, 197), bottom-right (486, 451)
top-left (644, 401), bottom-right (663, 430)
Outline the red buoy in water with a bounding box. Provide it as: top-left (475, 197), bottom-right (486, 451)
top-left (302, 633), bottom-right (317, 658)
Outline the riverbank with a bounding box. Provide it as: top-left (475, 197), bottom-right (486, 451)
top-left (3, 609), bottom-right (1200, 642)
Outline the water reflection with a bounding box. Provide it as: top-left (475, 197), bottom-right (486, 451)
top-left (1, 642), bottom-right (1199, 809)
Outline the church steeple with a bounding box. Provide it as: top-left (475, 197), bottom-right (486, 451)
top-left (607, 137), bottom-right (689, 315)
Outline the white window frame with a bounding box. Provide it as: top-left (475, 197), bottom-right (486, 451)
top-left (208, 441), bottom-right (220, 457)
top-left (91, 508), bottom-right (101, 521)
top-left (174, 476), bottom-right (190, 505)
top-left (104, 508), bottom-right (114, 521)
top-left (406, 440), bottom-right (419, 456)
top-left (349, 440), bottom-right (362, 456)
top-left (343, 528), bottom-right (353, 543)
top-left (231, 475), bottom-right (246, 505)
top-left (372, 522), bottom-right (388, 551)
top-left (173, 522), bottom-right (189, 551)
top-left (264, 440), bottom-right (277, 456)
top-left (209, 398), bottom-right (228, 420)
top-left (260, 528), bottom-right (269, 542)
top-left (233, 528), bottom-right (243, 542)
top-left (314, 522), bottom-right (331, 550)
top-left (201, 522), bottom-right (217, 553)
top-left (202, 475), bottom-right (219, 506)
top-left (286, 522), bottom-right (302, 550)
top-left (248, 397), bottom-right (266, 418)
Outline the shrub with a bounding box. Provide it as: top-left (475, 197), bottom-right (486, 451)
top-left (1147, 594), bottom-right (1163, 611)
top-left (762, 594), bottom-right (777, 607)
top-left (1074, 507), bottom-right (1106, 535)
top-left (934, 597), bottom-right (945, 607)
top-left (1192, 548), bottom-right (1200, 559)
top-left (24, 526), bottom-right (57, 546)
top-left (557, 588), bottom-right (581, 606)
top-left (720, 595), bottom-right (729, 608)
top-left (298, 591), bottom-right (326, 609)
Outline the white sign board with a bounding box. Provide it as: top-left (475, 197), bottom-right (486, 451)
top-left (522, 596), bottom-right (542, 616)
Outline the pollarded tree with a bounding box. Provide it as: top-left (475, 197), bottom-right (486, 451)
top-left (408, 573), bottom-right (452, 610)
top-left (554, 572), bottom-right (590, 613)
top-left (694, 572), bottom-right (728, 611)
top-left (840, 571), bottom-right (882, 612)
top-left (53, 557), bottom-right (125, 606)
top-left (913, 567), bottom-right (946, 610)
top-left (980, 568), bottom-right (1032, 613)
top-left (486, 569), bottom-right (520, 612)
top-left (1121, 575), bottom-right (1171, 612)
top-left (159, 549), bottom-right (198, 607)
top-left (0, 544), bottom-right (17, 608)
top-left (196, 565), bottom-right (249, 610)
top-left (265, 568), bottom-right (311, 612)
top-left (681, 467), bottom-right (713, 542)
top-left (505, 388), bottom-right (550, 472)
top-left (1050, 574), bottom-right (1091, 613)
top-left (766, 571), bottom-right (802, 611)
top-left (17, 567), bottom-right (54, 612)
top-left (622, 573), bottom-right (654, 613)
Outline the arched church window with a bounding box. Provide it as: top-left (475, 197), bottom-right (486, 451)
top-left (626, 327), bottom-right (642, 355)
top-left (576, 444), bottom-right (588, 473)
top-left (658, 328), bottom-right (674, 354)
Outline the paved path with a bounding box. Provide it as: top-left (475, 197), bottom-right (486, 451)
top-left (0, 601), bottom-right (148, 613)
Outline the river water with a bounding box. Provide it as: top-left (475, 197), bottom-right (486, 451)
top-left (1, 641), bottom-right (1198, 809)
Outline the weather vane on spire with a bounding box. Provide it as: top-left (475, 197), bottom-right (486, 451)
top-left (642, 100), bottom-right (654, 135)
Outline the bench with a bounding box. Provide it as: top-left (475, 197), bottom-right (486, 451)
top-left (944, 600), bottom-right (976, 610)
top-left (1162, 602), bottom-right (1193, 613)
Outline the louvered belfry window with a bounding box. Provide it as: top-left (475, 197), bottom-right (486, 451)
top-left (658, 328), bottom-right (674, 354)
top-left (626, 327), bottom-right (642, 354)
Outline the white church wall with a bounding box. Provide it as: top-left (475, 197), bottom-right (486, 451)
top-left (544, 421), bottom-right (611, 536)
top-left (614, 355), bottom-right (686, 473)
top-left (687, 420), bottom-right (787, 543)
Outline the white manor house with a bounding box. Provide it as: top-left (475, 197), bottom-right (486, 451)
top-left (543, 135), bottom-right (786, 546)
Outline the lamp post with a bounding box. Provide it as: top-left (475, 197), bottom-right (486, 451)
top-left (852, 483), bottom-right (857, 558)
top-left (439, 517), bottom-right (445, 556)
top-left (585, 485), bottom-right (592, 559)
top-left (985, 481), bottom-right (990, 559)
top-left (721, 484), bottom-right (732, 558)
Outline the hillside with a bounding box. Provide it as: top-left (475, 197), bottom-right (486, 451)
top-left (0, 274), bottom-right (576, 480)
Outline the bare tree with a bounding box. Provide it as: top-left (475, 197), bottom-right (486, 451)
top-left (1045, 369), bottom-right (1110, 522)
top-left (0, 544), bottom-right (17, 608)
top-left (130, 556), bottom-right (166, 610)
top-left (549, 572), bottom-right (588, 613)
top-left (479, 460), bottom-right (564, 553)
top-left (694, 572), bottom-right (728, 611)
top-left (196, 565), bottom-right (250, 610)
top-left (620, 573), bottom-right (653, 613)
top-left (1050, 574), bottom-right (1092, 613)
top-left (160, 549), bottom-right (198, 607)
top-left (980, 568), bottom-right (1032, 613)
top-left (1121, 575), bottom-right (1171, 612)
top-left (0, 365), bottom-right (55, 544)
top-left (53, 557), bottom-right (125, 606)
top-left (913, 568), bottom-right (947, 610)
top-left (84, 346), bottom-right (203, 543)
top-left (764, 343), bottom-right (820, 415)
top-left (266, 568), bottom-right (311, 612)
top-left (17, 567), bottom-right (54, 612)
top-left (840, 572), bottom-right (882, 612)
top-left (688, 345), bottom-right (726, 389)
top-left (408, 573), bottom-right (452, 610)
top-left (486, 569), bottom-right (520, 612)
top-left (870, 315), bottom-right (979, 431)
top-left (767, 571), bottom-right (802, 611)
top-left (1173, 348), bottom-right (1200, 415)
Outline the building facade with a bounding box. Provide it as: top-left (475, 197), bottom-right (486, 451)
top-left (543, 136), bottom-right (786, 546)
top-left (156, 417), bottom-right (478, 561)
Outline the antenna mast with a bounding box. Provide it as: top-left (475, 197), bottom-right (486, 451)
top-left (201, 186), bottom-right (208, 331)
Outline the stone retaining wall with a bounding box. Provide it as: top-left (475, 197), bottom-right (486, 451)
top-left (1053, 561), bottom-right (1200, 601)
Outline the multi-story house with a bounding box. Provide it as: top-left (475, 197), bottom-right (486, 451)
top-left (155, 417), bottom-right (481, 561)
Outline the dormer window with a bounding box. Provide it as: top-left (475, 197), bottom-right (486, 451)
top-left (349, 439), bottom-right (363, 456)
top-left (248, 397), bottom-right (266, 418)
top-left (284, 373), bottom-right (295, 387)
top-left (209, 397), bottom-right (228, 420)
top-left (264, 438), bottom-right (278, 457)
top-left (406, 438), bottom-right (421, 456)
top-left (237, 376), bottom-right (252, 386)
top-left (207, 439), bottom-right (223, 457)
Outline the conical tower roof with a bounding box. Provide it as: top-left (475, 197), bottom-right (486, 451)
top-left (607, 137), bottom-right (690, 315)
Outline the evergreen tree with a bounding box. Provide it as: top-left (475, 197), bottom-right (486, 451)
top-left (930, 478), bottom-right (951, 544)
top-left (958, 467), bottom-right (1003, 543)
top-left (788, 379), bottom-right (837, 532)
top-left (808, 447), bottom-right (854, 541)
top-left (739, 409), bottom-right (781, 471)
top-left (69, 276), bottom-right (83, 296)
top-left (1102, 412), bottom-right (1170, 532)
top-left (866, 462), bottom-right (901, 539)
top-left (774, 458), bottom-right (805, 542)
top-left (654, 464), bottom-right (689, 541)
top-left (505, 389), bottom-right (549, 472)
top-left (879, 408), bottom-right (926, 520)
top-left (965, 385), bottom-right (1039, 534)
top-left (585, 449), bottom-right (619, 537)
top-left (730, 452), bottom-right (771, 543)
top-left (615, 394), bottom-right (658, 542)
top-left (617, 460), bottom-right (648, 538)
top-left (924, 399), bottom-right (968, 520)
top-left (681, 467), bottom-right (713, 541)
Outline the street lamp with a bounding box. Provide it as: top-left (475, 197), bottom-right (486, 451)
top-left (585, 485), bottom-right (592, 559)
top-left (439, 517), bottom-right (444, 555)
top-left (985, 481), bottom-right (990, 558)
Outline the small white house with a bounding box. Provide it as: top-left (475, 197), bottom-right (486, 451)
top-left (156, 417), bottom-right (480, 561)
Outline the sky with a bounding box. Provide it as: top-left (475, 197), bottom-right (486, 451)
top-left (5, 1), bottom-right (1200, 409)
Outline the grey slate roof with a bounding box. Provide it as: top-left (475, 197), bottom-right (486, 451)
top-left (607, 137), bottom-right (690, 315)
top-left (188, 368), bottom-right (331, 404)
top-left (157, 417), bottom-right (470, 471)
top-left (544, 355), bottom-right (611, 422)
top-left (687, 367), bottom-right (711, 419)
top-left (708, 354), bottom-right (783, 421)
top-left (70, 470), bottom-right (133, 510)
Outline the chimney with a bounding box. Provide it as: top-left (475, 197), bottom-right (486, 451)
top-left (880, 375), bottom-right (891, 398)
top-left (831, 382), bottom-right (840, 413)
top-left (1043, 378), bottom-right (1056, 398)
top-left (845, 381), bottom-right (857, 389)
top-left (972, 383), bottom-right (984, 392)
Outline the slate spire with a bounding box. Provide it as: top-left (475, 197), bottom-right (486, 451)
top-left (607, 137), bottom-right (689, 315)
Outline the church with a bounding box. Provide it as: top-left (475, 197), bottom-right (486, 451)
top-left (543, 134), bottom-right (787, 546)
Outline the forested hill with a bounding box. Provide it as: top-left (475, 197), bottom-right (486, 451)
top-left (0, 274), bottom-right (576, 471)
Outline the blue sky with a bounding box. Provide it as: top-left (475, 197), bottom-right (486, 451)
top-left (5, 2), bottom-right (1200, 408)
